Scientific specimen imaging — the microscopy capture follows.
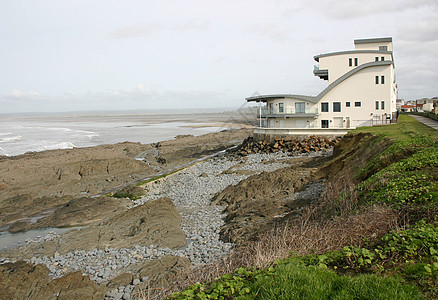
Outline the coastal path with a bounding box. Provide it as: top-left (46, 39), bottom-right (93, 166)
top-left (410, 115), bottom-right (438, 130)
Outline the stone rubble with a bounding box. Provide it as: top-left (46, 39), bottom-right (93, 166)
top-left (1, 148), bottom-right (332, 299)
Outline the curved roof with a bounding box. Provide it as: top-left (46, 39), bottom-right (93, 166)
top-left (314, 50), bottom-right (393, 62)
top-left (316, 60), bottom-right (393, 100)
top-left (246, 94), bottom-right (318, 103)
top-left (246, 60), bottom-right (393, 103)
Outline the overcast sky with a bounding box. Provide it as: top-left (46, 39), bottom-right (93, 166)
top-left (1, 0), bottom-right (437, 113)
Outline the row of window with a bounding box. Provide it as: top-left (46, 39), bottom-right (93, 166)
top-left (273, 102), bottom-right (305, 113)
top-left (350, 56), bottom-right (386, 67)
top-left (321, 101), bottom-right (361, 112)
top-left (376, 101), bottom-right (385, 110)
top-left (348, 57), bottom-right (358, 67)
top-left (376, 76), bottom-right (385, 84)
top-left (274, 100), bottom-right (385, 114)
top-left (321, 101), bottom-right (385, 112)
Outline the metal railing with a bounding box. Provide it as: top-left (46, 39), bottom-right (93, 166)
top-left (259, 108), bottom-right (318, 115)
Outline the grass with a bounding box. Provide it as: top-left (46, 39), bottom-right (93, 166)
top-left (241, 261), bottom-right (424, 300)
top-left (135, 167), bottom-right (185, 186)
top-left (164, 115), bottom-right (438, 300)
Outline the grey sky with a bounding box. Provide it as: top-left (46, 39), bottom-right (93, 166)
top-left (1, 0), bottom-right (437, 113)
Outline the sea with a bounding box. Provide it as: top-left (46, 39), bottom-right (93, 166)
top-left (0, 109), bottom-right (235, 157)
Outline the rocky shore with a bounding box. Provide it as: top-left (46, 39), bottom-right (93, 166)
top-left (0, 130), bottom-right (339, 299)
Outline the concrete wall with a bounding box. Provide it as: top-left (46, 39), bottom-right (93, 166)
top-left (253, 127), bottom-right (349, 142)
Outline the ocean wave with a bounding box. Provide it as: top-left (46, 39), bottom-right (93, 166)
top-left (41, 142), bottom-right (77, 151)
top-left (0, 134), bottom-right (22, 143)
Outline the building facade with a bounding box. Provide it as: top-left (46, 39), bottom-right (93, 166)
top-left (247, 37), bottom-right (398, 140)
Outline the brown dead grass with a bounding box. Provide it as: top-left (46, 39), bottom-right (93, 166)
top-left (154, 172), bottom-right (400, 299)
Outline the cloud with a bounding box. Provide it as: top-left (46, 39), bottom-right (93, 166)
top-left (247, 23), bottom-right (295, 42)
top-left (6, 90), bottom-right (41, 99)
top-left (0, 85), bottom-right (228, 113)
top-left (111, 19), bottom-right (208, 39)
top-left (172, 19), bottom-right (209, 31)
top-left (305, 0), bottom-right (438, 19)
top-left (398, 21), bottom-right (438, 42)
top-left (110, 22), bottom-right (164, 38)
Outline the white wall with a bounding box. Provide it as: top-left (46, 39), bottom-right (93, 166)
top-left (318, 52), bottom-right (392, 84)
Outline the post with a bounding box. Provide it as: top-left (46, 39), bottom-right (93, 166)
top-left (259, 100), bottom-right (262, 128)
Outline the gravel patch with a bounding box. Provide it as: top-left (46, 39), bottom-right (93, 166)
top-left (1, 149), bottom-right (331, 299)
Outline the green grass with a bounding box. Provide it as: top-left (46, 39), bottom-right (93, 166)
top-left (241, 262), bottom-right (423, 300)
top-left (352, 114), bottom-right (437, 141)
top-left (135, 167), bottom-right (185, 186)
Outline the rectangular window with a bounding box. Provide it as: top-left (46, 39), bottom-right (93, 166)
top-left (381, 101), bottom-right (385, 110)
top-left (269, 103), bottom-right (274, 114)
top-left (381, 76), bottom-right (385, 84)
top-left (346, 102), bottom-right (351, 107)
top-left (321, 120), bottom-right (329, 128)
top-left (333, 102), bottom-right (341, 112)
top-left (355, 102), bottom-right (361, 107)
top-left (375, 76), bottom-right (379, 84)
top-left (379, 46), bottom-right (388, 51)
top-left (295, 102), bottom-right (305, 114)
top-left (375, 57), bottom-right (379, 62)
top-left (375, 101), bottom-right (379, 110)
top-left (354, 58), bottom-right (358, 66)
top-left (279, 103), bottom-right (284, 113)
top-left (381, 56), bottom-right (385, 61)
top-left (349, 58), bottom-right (352, 67)
top-left (321, 102), bottom-right (329, 112)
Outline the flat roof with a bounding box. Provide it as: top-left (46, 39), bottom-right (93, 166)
top-left (354, 37), bottom-right (392, 44)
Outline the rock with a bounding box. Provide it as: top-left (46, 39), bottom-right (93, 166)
top-left (0, 261), bottom-right (105, 300)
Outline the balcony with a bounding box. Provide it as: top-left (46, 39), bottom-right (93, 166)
top-left (313, 65), bottom-right (328, 80)
top-left (258, 107), bottom-right (319, 118)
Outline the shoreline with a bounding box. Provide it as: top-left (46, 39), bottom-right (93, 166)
top-left (0, 147), bottom-right (332, 299)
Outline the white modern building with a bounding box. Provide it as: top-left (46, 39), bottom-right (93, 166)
top-left (246, 37), bottom-right (398, 140)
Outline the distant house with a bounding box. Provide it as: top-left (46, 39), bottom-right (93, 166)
top-left (246, 37), bottom-right (398, 140)
top-left (401, 105), bottom-right (416, 113)
top-left (416, 98), bottom-right (438, 113)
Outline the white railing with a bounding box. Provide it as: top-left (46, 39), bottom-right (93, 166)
top-left (259, 108), bottom-right (318, 115)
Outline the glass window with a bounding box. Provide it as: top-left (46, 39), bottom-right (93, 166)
top-left (381, 76), bottom-right (385, 84)
top-left (321, 120), bottom-right (329, 128)
top-left (321, 102), bottom-right (329, 112)
top-left (381, 56), bottom-right (385, 61)
top-left (295, 102), bottom-right (305, 114)
top-left (269, 103), bottom-right (274, 114)
top-left (375, 76), bottom-right (379, 84)
top-left (333, 102), bottom-right (341, 112)
top-left (346, 102), bottom-right (351, 107)
top-left (355, 102), bottom-right (361, 107)
top-left (279, 103), bottom-right (284, 113)
top-left (375, 101), bottom-right (379, 110)
top-left (379, 46), bottom-right (388, 51)
top-left (354, 58), bottom-right (358, 66)
top-left (349, 58), bottom-right (352, 66)
top-left (375, 57), bottom-right (379, 62)
top-left (381, 101), bottom-right (385, 110)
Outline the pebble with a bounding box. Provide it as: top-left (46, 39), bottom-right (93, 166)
top-left (1, 149), bottom-right (331, 300)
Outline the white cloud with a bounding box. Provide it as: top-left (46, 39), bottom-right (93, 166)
top-left (110, 22), bottom-right (164, 38)
top-left (305, 0), bottom-right (438, 19)
top-left (398, 21), bottom-right (438, 42)
top-left (0, 85), bottom-right (228, 113)
top-left (247, 23), bottom-right (295, 42)
top-left (8, 90), bottom-right (41, 99)
top-left (110, 19), bottom-right (209, 39)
